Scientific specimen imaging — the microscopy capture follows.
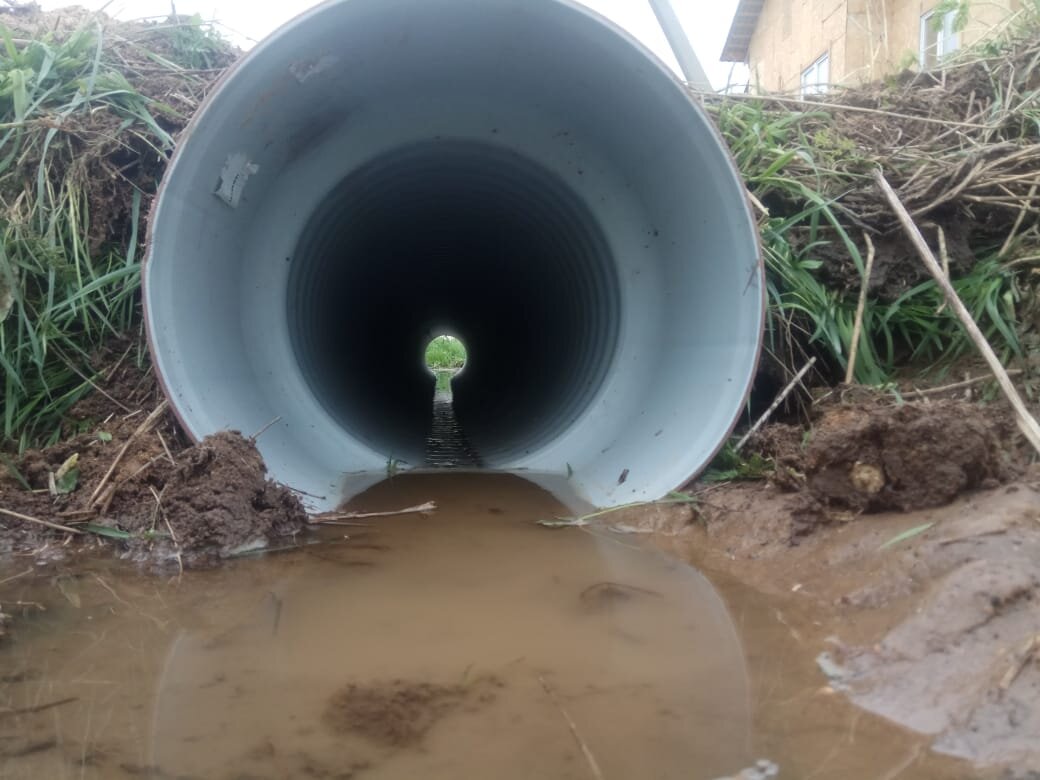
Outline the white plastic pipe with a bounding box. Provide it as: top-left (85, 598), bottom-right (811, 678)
top-left (144, 0), bottom-right (764, 510)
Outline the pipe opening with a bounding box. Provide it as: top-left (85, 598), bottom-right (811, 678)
top-left (287, 140), bottom-right (620, 468)
top-left (424, 335), bottom-right (468, 378)
top-left (144, 0), bottom-right (764, 508)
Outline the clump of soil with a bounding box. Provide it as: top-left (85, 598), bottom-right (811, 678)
top-left (754, 400), bottom-right (1007, 514)
top-left (107, 431), bottom-right (309, 559)
top-left (324, 677), bottom-right (501, 748)
top-left (1, 363), bottom-right (308, 563)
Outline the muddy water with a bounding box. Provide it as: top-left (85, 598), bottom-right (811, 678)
top-left (1, 474), bottom-right (972, 779)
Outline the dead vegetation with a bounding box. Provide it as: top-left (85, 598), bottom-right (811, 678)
top-left (0, 358), bottom-right (307, 564)
top-left (703, 10), bottom-right (1040, 391)
top-left (0, 4), bottom-right (238, 446)
top-left (1, 3), bottom-right (1038, 561)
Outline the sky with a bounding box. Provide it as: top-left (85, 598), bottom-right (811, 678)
top-left (39, 0), bottom-right (746, 90)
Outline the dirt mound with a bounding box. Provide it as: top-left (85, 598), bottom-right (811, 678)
top-left (756, 400), bottom-right (1007, 514)
top-left (324, 677), bottom-right (501, 748)
top-left (1, 403), bottom-right (307, 563)
top-left (105, 431), bottom-right (308, 559)
top-left (1, 346), bottom-right (308, 563)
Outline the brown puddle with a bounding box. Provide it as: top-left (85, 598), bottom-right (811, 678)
top-left (0, 473), bottom-right (976, 779)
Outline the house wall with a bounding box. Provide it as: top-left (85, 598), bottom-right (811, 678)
top-left (880, 0), bottom-right (1022, 70)
top-left (747, 0), bottom-right (1023, 93)
top-left (748, 0), bottom-right (849, 92)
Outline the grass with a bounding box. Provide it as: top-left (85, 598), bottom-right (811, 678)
top-left (426, 335), bottom-right (466, 394)
top-left (425, 335), bottom-right (467, 370)
top-left (879, 521), bottom-right (935, 550)
top-left (0, 12), bottom-right (234, 451)
top-left (704, 1), bottom-right (1040, 389)
top-left (1, 5), bottom-right (1036, 452)
top-left (709, 95), bottom-right (1026, 388)
top-left (702, 443), bottom-right (772, 483)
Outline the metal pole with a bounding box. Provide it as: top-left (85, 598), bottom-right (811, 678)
top-left (647, 0), bottom-right (712, 90)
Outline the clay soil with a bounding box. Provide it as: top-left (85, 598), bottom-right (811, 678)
top-left (755, 395), bottom-right (1015, 517)
top-left (602, 395), bottom-right (1040, 777)
top-left (0, 360), bottom-right (307, 565)
top-left (659, 479), bottom-right (1040, 777)
top-left (3, 366), bottom-right (1040, 775)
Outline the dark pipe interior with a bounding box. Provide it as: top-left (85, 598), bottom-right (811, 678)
top-left (288, 141), bottom-right (620, 466)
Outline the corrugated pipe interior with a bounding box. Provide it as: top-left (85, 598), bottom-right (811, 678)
top-left (144, 0), bottom-right (764, 510)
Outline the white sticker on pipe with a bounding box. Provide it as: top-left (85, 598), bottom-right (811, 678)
top-left (215, 153), bottom-right (260, 208)
top-left (290, 55), bottom-right (338, 83)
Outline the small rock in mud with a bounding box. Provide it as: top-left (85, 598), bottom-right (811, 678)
top-left (324, 676), bottom-right (501, 747)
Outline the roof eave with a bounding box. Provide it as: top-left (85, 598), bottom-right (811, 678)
top-left (720, 0), bottom-right (766, 62)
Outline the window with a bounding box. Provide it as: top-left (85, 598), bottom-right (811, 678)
top-left (800, 53), bottom-right (830, 97)
top-left (920, 9), bottom-right (960, 69)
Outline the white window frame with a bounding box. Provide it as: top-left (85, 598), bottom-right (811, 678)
top-left (800, 53), bottom-right (830, 98)
top-left (919, 9), bottom-right (960, 69)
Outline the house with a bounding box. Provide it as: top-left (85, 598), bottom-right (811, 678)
top-left (721, 0), bottom-right (1025, 95)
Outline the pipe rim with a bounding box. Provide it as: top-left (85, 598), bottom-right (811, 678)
top-left (142, 0), bottom-right (766, 503)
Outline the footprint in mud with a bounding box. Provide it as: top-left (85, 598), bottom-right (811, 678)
top-left (323, 676), bottom-right (503, 748)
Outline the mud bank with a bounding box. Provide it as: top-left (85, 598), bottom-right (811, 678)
top-left (561, 393), bottom-right (1039, 776)
top-left (3, 367), bottom-right (1038, 776)
top-left (0, 365), bottom-right (307, 564)
top-left (612, 476), bottom-right (1040, 776)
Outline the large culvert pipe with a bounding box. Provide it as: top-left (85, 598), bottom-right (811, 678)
top-left (144, 0), bottom-right (763, 510)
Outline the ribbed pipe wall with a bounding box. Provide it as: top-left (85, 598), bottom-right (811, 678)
top-left (144, 0), bottom-right (764, 510)
top-left (288, 141), bottom-right (619, 465)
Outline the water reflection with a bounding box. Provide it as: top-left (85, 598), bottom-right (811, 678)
top-left (151, 473), bottom-right (752, 778)
top-left (0, 473), bottom-right (755, 779)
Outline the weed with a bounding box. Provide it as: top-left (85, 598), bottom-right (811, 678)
top-left (425, 334), bottom-right (467, 370)
top-left (0, 13), bottom-right (235, 449)
top-left (879, 521), bottom-right (935, 550)
top-left (161, 14), bottom-right (230, 70)
top-left (704, 442), bottom-right (772, 483)
top-left (708, 92), bottom-right (1026, 387)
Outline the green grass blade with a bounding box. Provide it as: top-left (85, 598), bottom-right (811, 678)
top-left (879, 522), bottom-right (935, 551)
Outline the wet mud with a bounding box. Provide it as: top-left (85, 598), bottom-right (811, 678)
top-left (2, 424), bottom-right (307, 563)
top-left (0, 472), bottom-right (985, 780)
top-left (106, 430), bottom-right (308, 559)
top-left (636, 474), bottom-right (1040, 777)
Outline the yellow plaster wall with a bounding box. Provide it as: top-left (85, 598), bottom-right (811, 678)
top-left (747, 0), bottom-right (1023, 92)
top-left (748, 0), bottom-right (848, 92)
